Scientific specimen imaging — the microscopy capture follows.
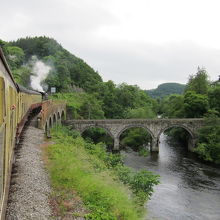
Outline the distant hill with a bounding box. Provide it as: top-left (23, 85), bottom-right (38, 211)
top-left (145, 83), bottom-right (185, 98)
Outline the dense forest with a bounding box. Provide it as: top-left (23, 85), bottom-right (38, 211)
top-left (1, 37), bottom-right (220, 164)
top-left (160, 69), bottom-right (220, 164)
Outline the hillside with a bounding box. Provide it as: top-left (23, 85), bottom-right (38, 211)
top-left (0, 36), bottom-right (158, 120)
top-left (146, 83), bottom-right (185, 98)
top-left (0, 37), bottom-right (102, 92)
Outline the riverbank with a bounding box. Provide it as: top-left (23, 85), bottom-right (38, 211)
top-left (45, 126), bottom-right (159, 219)
top-left (46, 127), bottom-right (141, 219)
top-left (123, 134), bottom-right (220, 220)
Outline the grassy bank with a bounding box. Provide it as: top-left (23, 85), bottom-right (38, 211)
top-left (45, 126), bottom-right (159, 219)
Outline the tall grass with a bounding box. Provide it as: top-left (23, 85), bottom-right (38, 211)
top-left (46, 126), bottom-right (144, 219)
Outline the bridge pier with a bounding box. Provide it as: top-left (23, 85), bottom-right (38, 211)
top-left (151, 138), bottom-right (159, 152)
top-left (113, 137), bottom-right (120, 151)
top-left (188, 137), bottom-right (197, 152)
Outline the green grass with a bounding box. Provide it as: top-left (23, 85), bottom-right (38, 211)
top-left (46, 126), bottom-right (145, 219)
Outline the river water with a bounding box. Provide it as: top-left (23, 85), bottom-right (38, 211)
top-left (122, 134), bottom-right (220, 220)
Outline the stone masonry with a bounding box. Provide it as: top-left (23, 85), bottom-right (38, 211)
top-left (65, 119), bottom-right (204, 152)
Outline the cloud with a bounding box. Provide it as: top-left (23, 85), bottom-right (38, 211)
top-left (1, 0), bottom-right (117, 39)
top-left (1, 0), bottom-right (220, 89)
top-left (74, 40), bottom-right (220, 89)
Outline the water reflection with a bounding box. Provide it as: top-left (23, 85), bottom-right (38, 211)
top-left (122, 134), bottom-right (220, 220)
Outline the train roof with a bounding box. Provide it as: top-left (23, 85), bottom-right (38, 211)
top-left (0, 47), bottom-right (18, 90)
top-left (17, 84), bottom-right (42, 95)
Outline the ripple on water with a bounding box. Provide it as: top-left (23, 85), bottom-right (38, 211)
top-left (122, 135), bottom-right (220, 220)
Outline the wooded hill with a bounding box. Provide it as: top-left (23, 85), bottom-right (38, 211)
top-left (0, 36), bottom-right (158, 120)
top-left (146, 83), bottom-right (185, 98)
top-left (0, 36), bottom-right (102, 92)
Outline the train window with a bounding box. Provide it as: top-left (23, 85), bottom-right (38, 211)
top-left (0, 77), bottom-right (5, 125)
top-left (9, 87), bottom-right (13, 106)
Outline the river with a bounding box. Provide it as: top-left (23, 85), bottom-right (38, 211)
top-left (122, 134), bottom-right (220, 220)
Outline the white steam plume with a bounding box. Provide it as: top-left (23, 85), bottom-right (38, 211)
top-left (30, 56), bottom-right (51, 92)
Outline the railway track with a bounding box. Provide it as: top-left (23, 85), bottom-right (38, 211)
top-left (6, 112), bottom-right (52, 220)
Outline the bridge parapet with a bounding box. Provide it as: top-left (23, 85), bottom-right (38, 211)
top-left (66, 118), bottom-right (204, 152)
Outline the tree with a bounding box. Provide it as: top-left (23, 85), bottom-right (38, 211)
top-left (94, 81), bottom-right (125, 118)
top-left (183, 91), bottom-right (209, 118)
top-left (79, 95), bottom-right (105, 119)
top-left (194, 117), bottom-right (220, 164)
top-left (126, 107), bottom-right (155, 119)
top-left (13, 66), bottom-right (32, 87)
top-left (160, 94), bottom-right (185, 118)
top-left (5, 46), bottom-right (25, 70)
top-left (120, 128), bottom-right (151, 151)
top-left (185, 67), bottom-right (209, 95)
top-left (208, 85), bottom-right (220, 115)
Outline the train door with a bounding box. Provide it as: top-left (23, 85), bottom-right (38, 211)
top-left (9, 87), bottom-right (15, 148)
top-left (0, 77), bottom-right (6, 200)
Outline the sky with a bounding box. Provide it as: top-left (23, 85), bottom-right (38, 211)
top-left (1, 0), bottom-right (220, 89)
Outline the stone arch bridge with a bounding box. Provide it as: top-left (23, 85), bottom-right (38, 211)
top-left (37, 100), bottom-right (66, 136)
top-left (66, 119), bottom-right (204, 152)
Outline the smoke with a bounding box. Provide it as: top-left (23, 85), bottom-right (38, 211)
top-left (30, 56), bottom-right (51, 92)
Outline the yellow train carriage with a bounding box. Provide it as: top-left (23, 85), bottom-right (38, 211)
top-left (18, 88), bottom-right (42, 122)
top-left (16, 85), bottom-right (42, 136)
top-left (0, 49), bottom-right (19, 218)
top-left (0, 49), bottom-right (42, 218)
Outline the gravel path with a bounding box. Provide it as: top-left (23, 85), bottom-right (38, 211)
top-left (6, 125), bottom-right (52, 220)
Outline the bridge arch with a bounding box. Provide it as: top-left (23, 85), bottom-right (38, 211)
top-left (117, 125), bottom-right (155, 140)
top-left (57, 112), bottom-right (61, 123)
top-left (49, 117), bottom-right (53, 128)
top-left (45, 121), bottom-right (48, 133)
top-left (61, 110), bottom-right (65, 122)
top-left (44, 120), bottom-right (50, 138)
top-left (157, 124), bottom-right (194, 140)
top-left (53, 113), bottom-right (57, 125)
top-left (157, 124), bottom-right (196, 151)
top-left (80, 125), bottom-right (114, 139)
top-left (116, 125), bottom-right (155, 151)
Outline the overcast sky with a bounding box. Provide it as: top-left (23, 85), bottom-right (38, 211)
top-left (1, 0), bottom-right (220, 89)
